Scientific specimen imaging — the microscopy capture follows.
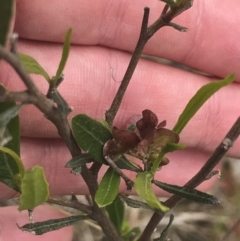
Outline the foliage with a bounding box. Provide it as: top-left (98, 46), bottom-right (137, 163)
top-left (0, 1), bottom-right (239, 241)
top-left (0, 0), bottom-right (14, 47)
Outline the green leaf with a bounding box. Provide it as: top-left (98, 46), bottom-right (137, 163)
top-left (160, 0), bottom-right (178, 8)
top-left (0, 98), bottom-right (21, 155)
top-left (65, 153), bottom-right (93, 168)
top-left (119, 194), bottom-right (154, 211)
top-left (134, 172), bottom-right (169, 212)
top-left (153, 214), bottom-right (174, 241)
top-left (173, 74), bottom-right (235, 134)
top-left (18, 215), bottom-right (88, 235)
top-left (52, 29), bottom-right (72, 81)
top-left (153, 180), bottom-right (220, 204)
top-left (105, 195), bottom-right (124, 232)
top-left (0, 0), bottom-right (14, 46)
top-left (95, 167), bottom-right (120, 207)
top-left (0, 146), bottom-right (24, 192)
top-left (115, 155), bottom-right (141, 173)
top-left (19, 166), bottom-right (49, 211)
top-left (71, 114), bottom-right (112, 164)
top-left (65, 153), bottom-right (93, 175)
top-left (19, 53), bottom-right (50, 81)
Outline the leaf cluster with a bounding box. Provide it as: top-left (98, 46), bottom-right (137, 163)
top-left (0, 0), bottom-right (239, 240)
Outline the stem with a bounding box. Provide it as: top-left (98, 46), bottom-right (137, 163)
top-left (0, 45), bottom-right (124, 241)
top-left (150, 149), bottom-right (167, 174)
top-left (139, 117), bottom-right (240, 241)
top-left (105, 7), bottom-right (150, 126)
top-left (106, 3), bottom-right (193, 127)
top-left (47, 198), bottom-right (92, 215)
top-left (105, 156), bottom-right (134, 190)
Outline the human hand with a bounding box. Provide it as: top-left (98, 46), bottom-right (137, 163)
top-left (0, 0), bottom-right (240, 240)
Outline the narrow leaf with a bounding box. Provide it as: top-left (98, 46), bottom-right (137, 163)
top-left (105, 196), bottom-right (124, 232)
top-left (0, 0), bottom-right (14, 46)
top-left (65, 153), bottom-right (93, 168)
top-left (19, 166), bottom-right (49, 211)
top-left (115, 155), bottom-right (141, 173)
top-left (65, 153), bottom-right (93, 175)
top-left (18, 215), bottom-right (88, 235)
top-left (70, 166), bottom-right (82, 175)
top-left (153, 180), bottom-right (220, 204)
top-left (53, 29), bottom-right (72, 81)
top-left (71, 114), bottom-right (112, 164)
top-left (173, 74), bottom-right (235, 134)
top-left (119, 194), bottom-right (154, 211)
top-left (153, 214), bottom-right (174, 241)
top-left (19, 53), bottom-right (50, 81)
top-left (95, 167), bottom-right (120, 207)
top-left (134, 172), bottom-right (169, 212)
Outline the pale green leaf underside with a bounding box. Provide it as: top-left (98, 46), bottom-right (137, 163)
top-left (134, 172), bottom-right (169, 212)
top-left (19, 166), bottom-right (49, 211)
top-left (19, 53), bottom-right (50, 81)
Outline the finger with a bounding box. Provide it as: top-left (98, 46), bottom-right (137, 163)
top-left (0, 137), bottom-right (220, 199)
top-left (1, 42), bottom-right (239, 157)
top-left (0, 205), bottom-right (73, 241)
top-left (14, 0), bottom-right (240, 79)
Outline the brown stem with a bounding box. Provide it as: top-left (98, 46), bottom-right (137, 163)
top-left (105, 2), bottom-right (193, 127)
top-left (139, 117), bottom-right (240, 241)
top-left (105, 156), bottom-right (134, 190)
top-left (0, 89), bottom-right (37, 104)
top-left (0, 45), bottom-right (124, 241)
top-left (90, 162), bottom-right (102, 179)
top-left (105, 7), bottom-right (150, 126)
top-left (47, 198), bottom-right (92, 215)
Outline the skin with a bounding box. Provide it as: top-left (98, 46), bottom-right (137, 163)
top-left (0, 0), bottom-right (240, 240)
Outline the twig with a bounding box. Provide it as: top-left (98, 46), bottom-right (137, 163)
top-left (139, 116), bottom-right (240, 241)
top-left (105, 2), bottom-right (193, 126)
top-left (0, 44), bottom-right (124, 241)
top-left (10, 33), bottom-right (18, 54)
top-left (47, 198), bottom-right (92, 216)
top-left (105, 156), bottom-right (134, 190)
top-left (90, 162), bottom-right (102, 179)
top-left (105, 7), bottom-right (150, 126)
top-left (0, 89), bottom-right (37, 104)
